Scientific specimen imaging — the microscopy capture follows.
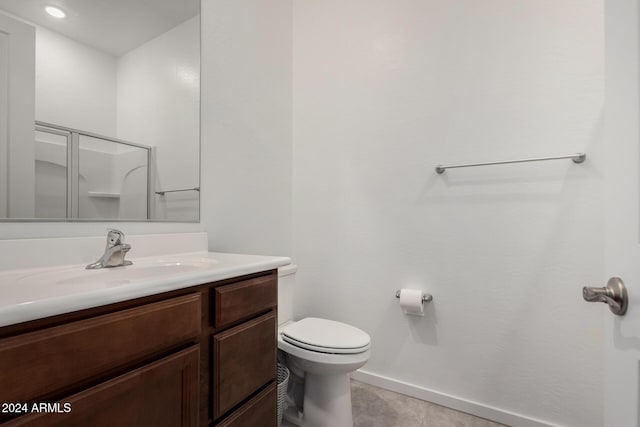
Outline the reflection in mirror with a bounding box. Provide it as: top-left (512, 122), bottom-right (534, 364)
top-left (77, 132), bottom-right (150, 220)
top-left (34, 126), bottom-right (69, 218)
top-left (0, 0), bottom-right (200, 221)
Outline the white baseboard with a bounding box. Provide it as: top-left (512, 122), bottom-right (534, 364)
top-left (352, 370), bottom-right (557, 427)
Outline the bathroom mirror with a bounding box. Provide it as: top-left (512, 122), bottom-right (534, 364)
top-left (0, 0), bottom-right (200, 222)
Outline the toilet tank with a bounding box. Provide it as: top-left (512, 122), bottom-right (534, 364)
top-left (277, 264), bottom-right (297, 326)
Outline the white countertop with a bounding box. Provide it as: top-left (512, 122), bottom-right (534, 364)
top-left (0, 251), bottom-right (291, 328)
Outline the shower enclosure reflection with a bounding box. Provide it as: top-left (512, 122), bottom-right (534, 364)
top-left (35, 123), bottom-right (151, 220)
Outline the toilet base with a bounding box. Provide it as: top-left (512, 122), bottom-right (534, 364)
top-left (303, 372), bottom-right (353, 427)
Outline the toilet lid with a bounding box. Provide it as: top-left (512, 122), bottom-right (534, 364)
top-left (281, 317), bottom-right (371, 354)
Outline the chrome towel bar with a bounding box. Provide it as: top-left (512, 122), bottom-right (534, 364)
top-left (435, 152), bottom-right (586, 174)
top-left (155, 187), bottom-right (200, 196)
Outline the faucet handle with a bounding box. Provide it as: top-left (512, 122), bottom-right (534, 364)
top-left (582, 277), bottom-right (628, 316)
top-left (106, 228), bottom-right (125, 246)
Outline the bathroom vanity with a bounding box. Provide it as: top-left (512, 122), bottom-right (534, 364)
top-left (0, 235), bottom-right (289, 427)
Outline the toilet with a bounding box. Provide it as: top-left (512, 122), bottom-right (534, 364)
top-left (278, 264), bottom-right (371, 427)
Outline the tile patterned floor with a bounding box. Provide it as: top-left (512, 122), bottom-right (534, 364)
top-left (282, 380), bottom-right (507, 427)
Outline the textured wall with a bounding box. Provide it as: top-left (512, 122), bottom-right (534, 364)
top-left (200, 0), bottom-right (293, 256)
top-left (291, 1), bottom-right (604, 425)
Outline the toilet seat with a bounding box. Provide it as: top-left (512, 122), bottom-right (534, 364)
top-left (281, 317), bottom-right (370, 354)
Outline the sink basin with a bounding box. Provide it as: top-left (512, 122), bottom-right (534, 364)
top-left (15, 256), bottom-right (220, 289)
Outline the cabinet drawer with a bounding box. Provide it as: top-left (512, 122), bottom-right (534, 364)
top-left (212, 312), bottom-right (276, 419)
top-left (215, 383), bottom-right (276, 427)
top-left (4, 345), bottom-right (200, 427)
top-left (213, 274), bottom-right (276, 328)
top-left (0, 293), bottom-right (201, 405)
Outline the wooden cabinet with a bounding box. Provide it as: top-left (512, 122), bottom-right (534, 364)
top-left (0, 269), bottom-right (279, 427)
top-left (212, 312), bottom-right (276, 418)
top-left (3, 346), bottom-right (199, 427)
top-left (213, 275), bottom-right (277, 328)
top-left (0, 294), bottom-right (201, 405)
top-left (209, 271), bottom-right (278, 425)
top-left (215, 384), bottom-right (277, 427)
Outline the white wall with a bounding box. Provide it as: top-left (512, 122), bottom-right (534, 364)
top-left (0, 13), bottom-right (35, 218)
top-left (35, 26), bottom-right (117, 136)
top-left (117, 16), bottom-right (200, 221)
top-left (292, 1), bottom-right (604, 426)
top-left (200, 0), bottom-right (293, 256)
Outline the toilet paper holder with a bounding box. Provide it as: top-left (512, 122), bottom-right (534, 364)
top-left (395, 290), bottom-right (433, 303)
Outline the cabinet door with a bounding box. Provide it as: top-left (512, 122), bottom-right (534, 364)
top-left (212, 312), bottom-right (276, 419)
top-left (215, 383), bottom-right (276, 427)
top-left (4, 346), bottom-right (199, 427)
top-left (213, 274), bottom-right (276, 328)
top-left (0, 293), bottom-right (201, 405)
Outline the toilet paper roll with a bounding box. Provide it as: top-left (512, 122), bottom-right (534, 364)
top-left (399, 289), bottom-right (424, 316)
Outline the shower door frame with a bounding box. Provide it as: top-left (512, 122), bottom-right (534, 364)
top-left (35, 121), bottom-right (153, 220)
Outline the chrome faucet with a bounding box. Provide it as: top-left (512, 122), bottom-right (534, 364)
top-left (86, 229), bottom-right (133, 269)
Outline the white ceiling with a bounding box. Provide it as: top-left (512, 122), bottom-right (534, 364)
top-left (0, 0), bottom-right (199, 56)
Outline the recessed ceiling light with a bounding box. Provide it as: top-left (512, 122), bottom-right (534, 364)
top-left (45, 6), bottom-right (66, 19)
